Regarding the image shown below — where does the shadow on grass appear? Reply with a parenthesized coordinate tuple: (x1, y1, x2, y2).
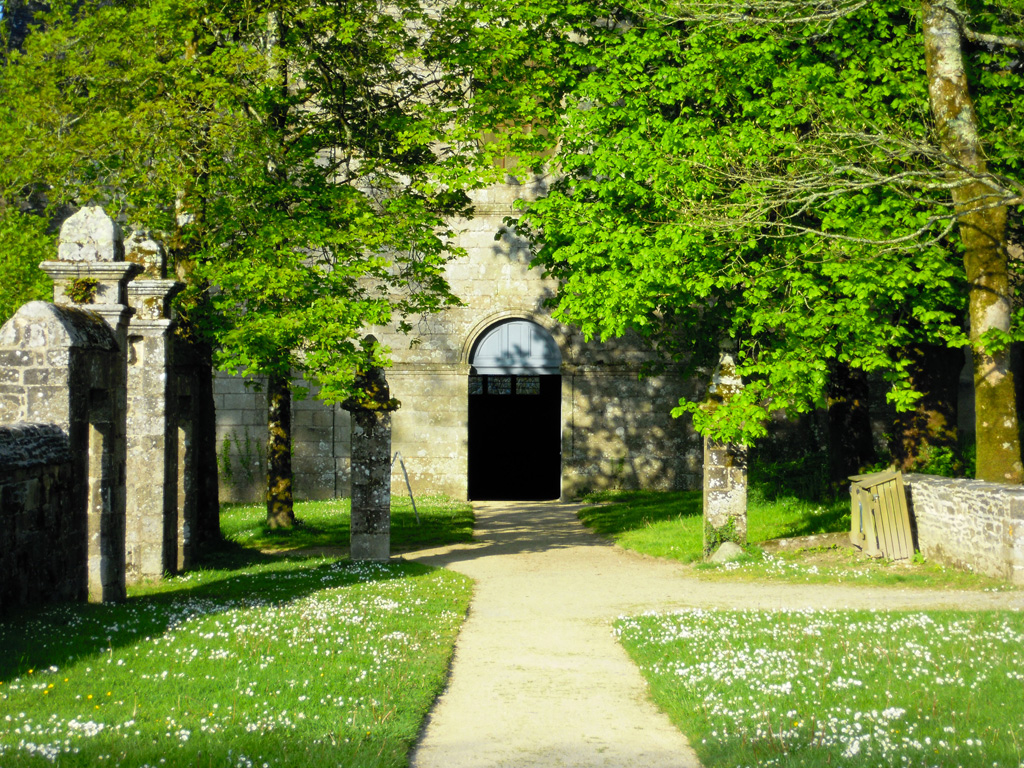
(1, 496, 476, 684)
(0, 543, 427, 684)
(578, 491, 702, 536)
(755, 497, 849, 540)
(222, 499, 474, 554)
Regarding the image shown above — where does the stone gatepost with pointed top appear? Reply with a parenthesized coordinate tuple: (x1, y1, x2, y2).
(702, 350, 748, 559)
(124, 232, 185, 581)
(342, 342, 400, 561)
(0, 303, 121, 604)
(39, 207, 142, 601)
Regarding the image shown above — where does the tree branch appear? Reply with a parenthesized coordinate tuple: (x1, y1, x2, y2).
(654, 0, 868, 26)
(963, 27, 1024, 52)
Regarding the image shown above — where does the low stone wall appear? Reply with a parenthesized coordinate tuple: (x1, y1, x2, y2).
(905, 473, 1024, 585)
(0, 423, 84, 614)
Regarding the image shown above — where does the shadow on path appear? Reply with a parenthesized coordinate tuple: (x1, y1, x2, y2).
(409, 500, 606, 566)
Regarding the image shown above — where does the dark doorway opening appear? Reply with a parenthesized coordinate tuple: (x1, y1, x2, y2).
(468, 374, 561, 500)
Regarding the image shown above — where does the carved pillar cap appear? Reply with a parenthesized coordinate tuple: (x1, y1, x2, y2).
(58, 207, 124, 263)
(341, 367, 401, 413)
(41, 261, 143, 308)
(710, 350, 743, 398)
(124, 231, 167, 279)
(127, 280, 185, 322)
(341, 335, 401, 413)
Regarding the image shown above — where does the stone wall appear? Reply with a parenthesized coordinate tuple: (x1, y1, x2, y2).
(0, 423, 83, 614)
(214, 373, 353, 502)
(215, 178, 704, 502)
(905, 473, 1024, 584)
(385, 181, 703, 500)
(213, 373, 269, 502)
(0, 300, 127, 602)
(0, 206, 211, 608)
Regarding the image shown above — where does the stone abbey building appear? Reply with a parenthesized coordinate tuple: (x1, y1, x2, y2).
(216, 177, 706, 503)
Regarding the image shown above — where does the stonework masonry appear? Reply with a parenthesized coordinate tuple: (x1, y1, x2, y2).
(2, 194, 1022, 609)
(0, 207, 211, 613)
(124, 234, 185, 580)
(0, 423, 83, 612)
(905, 473, 1024, 585)
(215, 373, 353, 502)
(702, 440, 748, 555)
(216, 178, 705, 502)
(701, 351, 748, 556)
(0, 300, 127, 603)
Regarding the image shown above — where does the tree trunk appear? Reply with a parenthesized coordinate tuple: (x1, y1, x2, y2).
(922, 0, 1023, 483)
(891, 342, 962, 473)
(266, 373, 294, 529)
(826, 361, 875, 486)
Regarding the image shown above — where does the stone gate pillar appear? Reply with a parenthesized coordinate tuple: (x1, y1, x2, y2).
(39, 208, 141, 601)
(342, 342, 400, 561)
(0, 302, 122, 602)
(124, 232, 185, 581)
(702, 350, 748, 558)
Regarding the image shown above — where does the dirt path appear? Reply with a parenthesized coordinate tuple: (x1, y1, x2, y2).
(403, 500, 1023, 768)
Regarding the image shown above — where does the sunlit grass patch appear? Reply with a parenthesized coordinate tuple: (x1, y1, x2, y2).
(578, 490, 704, 561)
(0, 558, 472, 767)
(617, 609, 1024, 768)
(577, 489, 1010, 589)
(577, 489, 846, 564)
(221, 495, 474, 552)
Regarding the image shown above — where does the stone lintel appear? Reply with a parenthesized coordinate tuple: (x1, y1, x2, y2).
(128, 318, 175, 336)
(41, 261, 144, 307)
(128, 279, 184, 298)
(389, 362, 473, 376)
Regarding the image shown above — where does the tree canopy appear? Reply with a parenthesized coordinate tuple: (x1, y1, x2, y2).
(2, 0, 476, 393)
(4, 0, 1024, 494)
(0, 0, 483, 522)
(451, 0, 1024, 480)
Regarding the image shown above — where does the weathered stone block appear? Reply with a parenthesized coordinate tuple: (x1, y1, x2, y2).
(58, 207, 124, 262)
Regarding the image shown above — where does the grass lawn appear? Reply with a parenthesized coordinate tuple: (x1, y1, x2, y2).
(221, 495, 474, 552)
(0, 498, 474, 767)
(578, 489, 846, 562)
(577, 489, 1010, 589)
(578, 488, 848, 562)
(617, 609, 1024, 768)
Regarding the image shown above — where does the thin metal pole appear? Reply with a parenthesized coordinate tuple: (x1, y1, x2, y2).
(392, 451, 420, 525)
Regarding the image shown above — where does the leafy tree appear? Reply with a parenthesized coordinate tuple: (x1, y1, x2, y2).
(0, 0, 475, 526)
(0, 208, 51, 323)
(1, 0, 50, 52)
(449, 0, 1023, 482)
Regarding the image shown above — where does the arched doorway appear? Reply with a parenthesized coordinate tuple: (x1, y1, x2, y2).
(468, 319, 562, 500)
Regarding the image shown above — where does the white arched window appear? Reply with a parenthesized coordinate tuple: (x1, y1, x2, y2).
(469, 319, 560, 375)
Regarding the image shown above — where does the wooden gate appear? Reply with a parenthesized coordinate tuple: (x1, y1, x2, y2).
(849, 470, 914, 560)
